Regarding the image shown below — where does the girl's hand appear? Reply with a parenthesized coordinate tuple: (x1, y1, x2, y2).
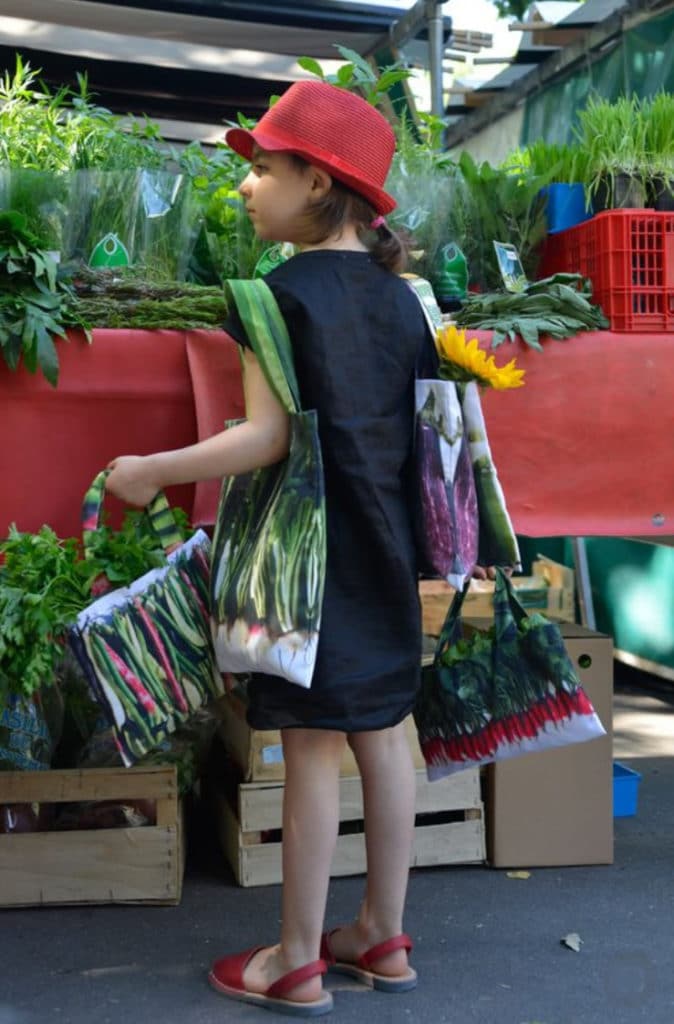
(105, 455, 162, 508)
(472, 565, 514, 580)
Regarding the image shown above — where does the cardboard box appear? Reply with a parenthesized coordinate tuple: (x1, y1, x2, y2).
(215, 767, 485, 887)
(420, 556, 575, 636)
(215, 696, 426, 782)
(484, 621, 614, 867)
(0, 765, 184, 907)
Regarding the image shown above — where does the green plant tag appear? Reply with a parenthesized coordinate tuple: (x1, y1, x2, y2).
(89, 232, 131, 268)
(253, 243, 293, 278)
(435, 242, 468, 300)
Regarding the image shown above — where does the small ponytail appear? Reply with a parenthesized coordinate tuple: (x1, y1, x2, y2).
(366, 216, 408, 275)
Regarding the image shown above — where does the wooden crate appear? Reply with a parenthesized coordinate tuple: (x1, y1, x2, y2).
(215, 696, 426, 782)
(215, 768, 485, 887)
(420, 557, 576, 636)
(0, 765, 184, 907)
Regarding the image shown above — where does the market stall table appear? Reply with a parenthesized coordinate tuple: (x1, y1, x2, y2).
(2, 327, 672, 540)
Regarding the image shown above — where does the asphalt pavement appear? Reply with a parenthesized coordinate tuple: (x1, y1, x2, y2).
(2, 663, 673, 1024)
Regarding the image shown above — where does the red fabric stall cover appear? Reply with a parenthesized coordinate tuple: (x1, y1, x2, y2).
(478, 330, 674, 537)
(3, 327, 672, 543)
(1, 329, 200, 541)
(185, 330, 245, 526)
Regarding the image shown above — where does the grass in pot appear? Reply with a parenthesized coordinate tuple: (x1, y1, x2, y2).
(642, 92, 674, 211)
(576, 95, 648, 212)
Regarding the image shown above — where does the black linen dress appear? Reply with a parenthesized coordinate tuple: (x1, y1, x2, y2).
(223, 250, 430, 732)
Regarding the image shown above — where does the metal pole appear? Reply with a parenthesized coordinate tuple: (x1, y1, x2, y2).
(427, 0, 445, 117)
(572, 537, 596, 630)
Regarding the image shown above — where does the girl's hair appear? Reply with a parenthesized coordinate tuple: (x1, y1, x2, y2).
(291, 155, 408, 274)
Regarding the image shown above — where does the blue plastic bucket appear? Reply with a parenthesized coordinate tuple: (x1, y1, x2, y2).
(613, 761, 641, 817)
(541, 183, 592, 234)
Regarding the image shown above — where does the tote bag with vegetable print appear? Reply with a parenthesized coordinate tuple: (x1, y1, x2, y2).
(414, 568, 606, 779)
(406, 275, 520, 589)
(69, 472, 224, 765)
(210, 278, 326, 690)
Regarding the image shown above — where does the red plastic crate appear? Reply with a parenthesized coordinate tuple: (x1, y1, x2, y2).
(539, 210, 674, 332)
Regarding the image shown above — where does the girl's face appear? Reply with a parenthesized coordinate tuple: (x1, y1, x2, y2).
(238, 148, 327, 244)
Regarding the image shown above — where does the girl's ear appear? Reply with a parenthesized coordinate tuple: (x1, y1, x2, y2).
(308, 164, 333, 200)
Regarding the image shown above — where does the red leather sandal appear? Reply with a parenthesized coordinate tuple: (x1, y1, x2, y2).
(320, 931, 417, 992)
(209, 947, 333, 1016)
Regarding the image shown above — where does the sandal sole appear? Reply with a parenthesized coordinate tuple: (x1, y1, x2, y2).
(208, 971, 334, 1016)
(328, 963, 418, 993)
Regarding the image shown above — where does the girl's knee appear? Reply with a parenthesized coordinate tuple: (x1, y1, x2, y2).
(282, 727, 346, 767)
(347, 721, 410, 765)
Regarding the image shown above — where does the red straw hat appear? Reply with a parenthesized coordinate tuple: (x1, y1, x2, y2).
(224, 80, 397, 215)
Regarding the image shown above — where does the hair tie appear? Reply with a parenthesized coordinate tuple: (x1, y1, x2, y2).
(370, 215, 386, 230)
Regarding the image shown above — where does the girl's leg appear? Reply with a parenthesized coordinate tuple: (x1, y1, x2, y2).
(241, 727, 346, 1001)
(328, 720, 417, 977)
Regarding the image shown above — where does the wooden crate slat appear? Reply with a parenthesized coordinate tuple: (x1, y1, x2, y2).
(0, 766, 183, 906)
(0, 765, 177, 804)
(0, 824, 181, 906)
(217, 768, 486, 888)
(238, 768, 481, 833)
(230, 819, 485, 888)
(410, 819, 486, 868)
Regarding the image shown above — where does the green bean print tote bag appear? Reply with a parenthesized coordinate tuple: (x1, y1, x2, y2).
(211, 278, 326, 689)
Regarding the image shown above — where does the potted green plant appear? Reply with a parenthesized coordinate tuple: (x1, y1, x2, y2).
(520, 141, 593, 233)
(175, 128, 264, 284)
(642, 92, 674, 211)
(0, 56, 196, 279)
(386, 112, 465, 297)
(452, 151, 549, 292)
(575, 95, 648, 212)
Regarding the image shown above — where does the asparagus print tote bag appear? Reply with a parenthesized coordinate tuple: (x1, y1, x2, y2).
(210, 279, 326, 689)
(69, 472, 223, 766)
(414, 568, 605, 779)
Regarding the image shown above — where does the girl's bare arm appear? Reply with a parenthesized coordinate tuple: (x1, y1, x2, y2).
(105, 348, 290, 507)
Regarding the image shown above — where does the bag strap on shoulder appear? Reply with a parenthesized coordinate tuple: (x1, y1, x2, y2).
(225, 278, 300, 414)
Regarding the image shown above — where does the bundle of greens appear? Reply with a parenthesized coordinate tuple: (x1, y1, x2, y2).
(455, 273, 610, 350)
(0, 508, 193, 708)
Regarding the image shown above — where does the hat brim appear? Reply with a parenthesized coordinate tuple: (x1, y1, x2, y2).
(223, 125, 396, 216)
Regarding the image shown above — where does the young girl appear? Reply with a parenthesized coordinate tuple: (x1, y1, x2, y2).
(106, 80, 431, 1017)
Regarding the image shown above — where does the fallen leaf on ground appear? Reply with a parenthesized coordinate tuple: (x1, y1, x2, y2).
(506, 870, 531, 879)
(560, 932, 583, 952)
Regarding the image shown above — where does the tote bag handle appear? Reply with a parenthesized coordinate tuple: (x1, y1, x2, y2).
(492, 567, 531, 642)
(435, 568, 529, 655)
(81, 470, 184, 559)
(225, 278, 300, 415)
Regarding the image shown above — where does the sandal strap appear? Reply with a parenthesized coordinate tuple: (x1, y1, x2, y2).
(267, 959, 328, 999)
(319, 929, 339, 965)
(359, 934, 413, 969)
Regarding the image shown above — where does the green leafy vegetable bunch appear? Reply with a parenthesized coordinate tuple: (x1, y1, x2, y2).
(455, 273, 610, 349)
(0, 508, 193, 705)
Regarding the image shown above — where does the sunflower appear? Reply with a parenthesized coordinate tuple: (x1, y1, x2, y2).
(436, 325, 525, 390)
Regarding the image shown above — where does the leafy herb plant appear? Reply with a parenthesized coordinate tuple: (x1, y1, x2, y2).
(0, 210, 91, 385)
(297, 44, 411, 107)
